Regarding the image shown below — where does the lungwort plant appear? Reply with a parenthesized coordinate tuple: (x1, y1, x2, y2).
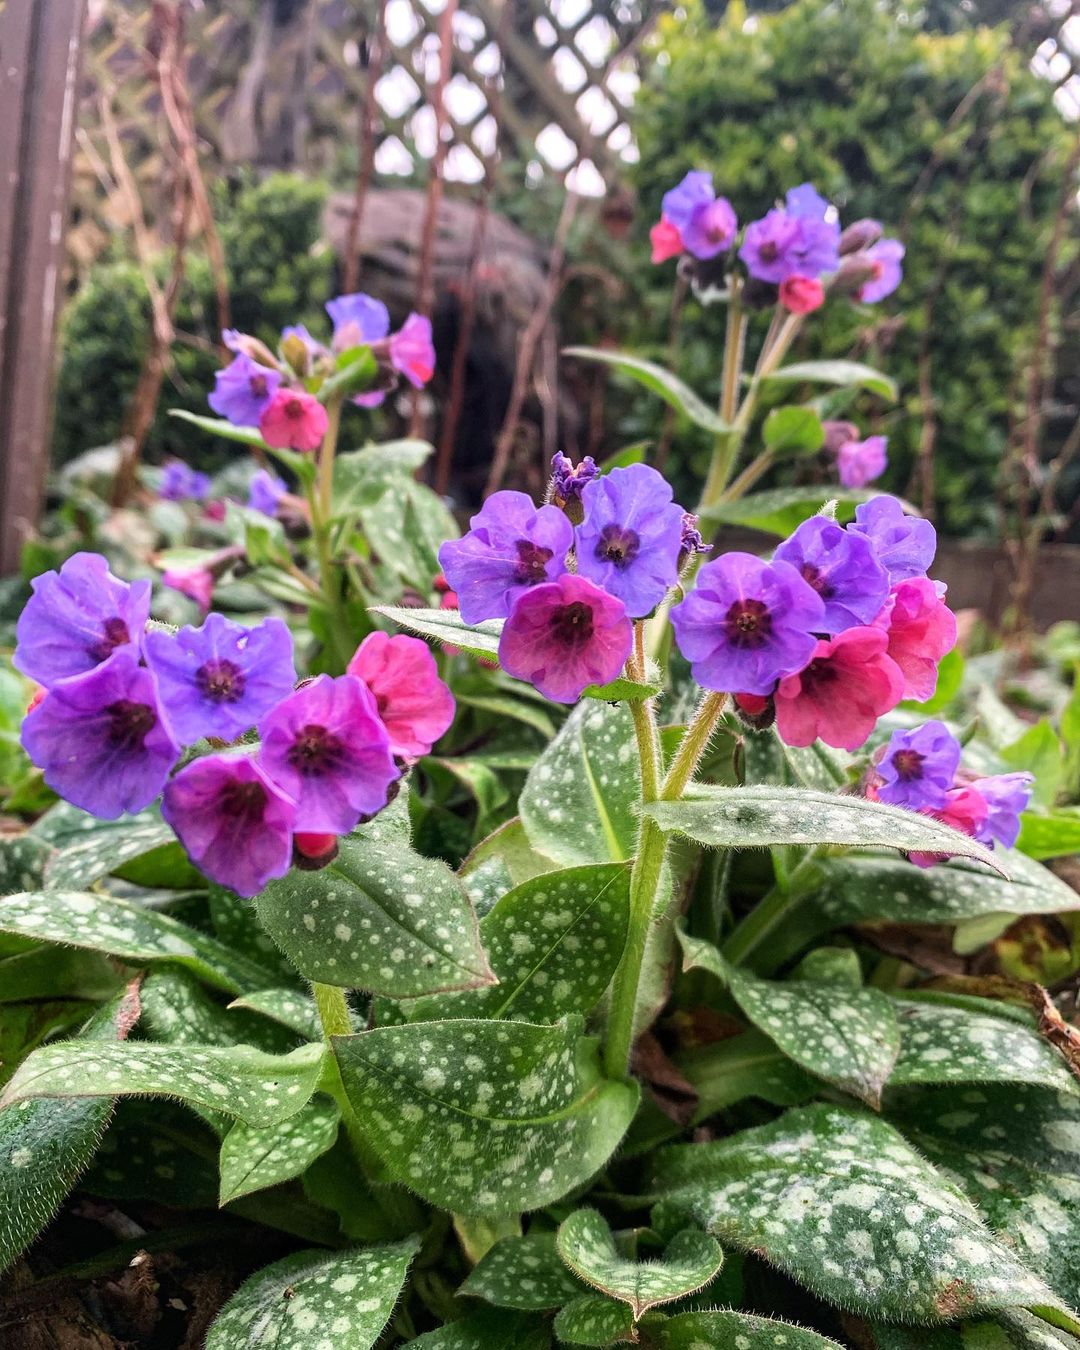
(2, 181, 1080, 1349)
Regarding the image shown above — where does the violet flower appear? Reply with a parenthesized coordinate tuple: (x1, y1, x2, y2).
(972, 772, 1034, 850)
(850, 496, 937, 583)
(160, 460, 211, 502)
(773, 516, 889, 635)
(577, 463, 685, 618)
(873, 721, 961, 811)
(858, 239, 905, 304)
(836, 435, 888, 489)
(326, 292, 390, 352)
(247, 469, 288, 517)
(661, 171, 738, 260)
(208, 353, 281, 426)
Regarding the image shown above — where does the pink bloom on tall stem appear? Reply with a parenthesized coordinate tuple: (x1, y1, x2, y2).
(650, 216, 684, 264)
(348, 631, 455, 759)
(390, 313, 436, 388)
(876, 578, 957, 701)
(258, 387, 329, 452)
(498, 574, 632, 704)
(909, 785, 989, 869)
(779, 276, 824, 315)
(774, 626, 904, 751)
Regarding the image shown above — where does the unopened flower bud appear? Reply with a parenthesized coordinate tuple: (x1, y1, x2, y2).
(293, 832, 340, 868)
(821, 420, 861, 456)
(281, 332, 311, 378)
(779, 275, 825, 315)
(678, 513, 711, 571)
(734, 692, 776, 730)
(828, 256, 878, 298)
(839, 218, 883, 256)
(549, 451, 599, 524)
(223, 329, 281, 370)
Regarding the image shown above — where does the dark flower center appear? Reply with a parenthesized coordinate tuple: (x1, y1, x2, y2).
(218, 778, 268, 823)
(250, 374, 268, 397)
(596, 524, 640, 570)
(800, 657, 836, 690)
(288, 723, 348, 776)
(893, 749, 924, 781)
(196, 658, 247, 703)
(799, 562, 835, 600)
(550, 601, 595, 649)
(723, 598, 772, 649)
(286, 397, 305, 420)
(513, 539, 553, 585)
(758, 240, 779, 262)
(88, 617, 131, 662)
(104, 699, 157, 751)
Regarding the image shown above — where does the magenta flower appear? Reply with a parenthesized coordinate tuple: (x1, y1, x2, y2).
(390, 313, 436, 388)
(850, 496, 936, 583)
(325, 292, 390, 352)
(347, 631, 455, 760)
(144, 612, 296, 744)
(162, 754, 296, 897)
(779, 276, 824, 314)
(160, 460, 211, 502)
(836, 435, 888, 489)
(874, 721, 960, 811)
(650, 216, 684, 264)
(21, 650, 179, 818)
(774, 516, 889, 635)
(971, 772, 1033, 850)
(208, 353, 281, 426)
(162, 562, 214, 612)
(661, 172, 737, 260)
(259, 387, 329, 452)
(858, 239, 905, 303)
(877, 578, 957, 701)
(14, 552, 151, 689)
(670, 552, 825, 696)
(258, 674, 399, 834)
(577, 463, 685, 618)
(908, 786, 989, 869)
(247, 468, 287, 517)
(437, 490, 573, 624)
(499, 573, 632, 704)
(774, 626, 904, 751)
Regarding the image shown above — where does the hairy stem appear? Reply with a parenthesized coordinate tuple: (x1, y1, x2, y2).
(310, 397, 354, 673)
(661, 690, 728, 800)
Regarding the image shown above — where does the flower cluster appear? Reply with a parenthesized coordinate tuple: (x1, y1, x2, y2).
(437, 462, 690, 702)
(207, 292, 436, 452)
(159, 460, 211, 503)
(673, 497, 956, 751)
(16, 553, 454, 896)
(871, 720, 1034, 865)
(650, 174, 905, 312)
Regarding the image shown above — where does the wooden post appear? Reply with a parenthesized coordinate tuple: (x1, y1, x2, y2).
(0, 0, 88, 573)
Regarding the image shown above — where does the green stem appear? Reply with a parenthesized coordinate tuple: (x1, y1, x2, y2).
(721, 853, 820, 968)
(309, 396, 354, 673)
(660, 690, 728, 800)
(313, 980, 353, 1039)
(700, 284, 749, 506)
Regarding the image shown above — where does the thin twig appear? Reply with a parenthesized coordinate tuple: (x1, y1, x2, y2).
(342, 0, 386, 295)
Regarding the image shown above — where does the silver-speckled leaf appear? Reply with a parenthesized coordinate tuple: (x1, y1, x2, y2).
(459, 1231, 585, 1310)
(552, 1293, 635, 1346)
(219, 1096, 340, 1204)
(661, 1310, 845, 1348)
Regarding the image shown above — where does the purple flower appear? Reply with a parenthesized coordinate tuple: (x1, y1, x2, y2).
(850, 496, 937, 583)
(258, 674, 399, 834)
(670, 552, 826, 696)
(972, 772, 1034, 850)
(679, 513, 710, 561)
(858, 239, 905, 304)
(498, 574, 633, 704)
(143, 613, 296, 744)
(774, 516, 889, 635)
(14, 552, 151, 689)
(208, 353, 281, 426)
(739, 183, 839, 283)
(21, 650, 179, 818)
(874, 721, 961, 810)
(160, 460, 211, 502)
(325, 292, 390, 352)
(437, 491, 573, 624)
(247, 469, 287, 517)
(739, 209, 804, 284)
(661, 171, 738, 260)
(389, 313, 435, 388)
(162, 754, 295, 897)
(836, 435, 888, 489)
(550, 452, 599, 508)
(577, 463, 685, 618)
(785, 183, 841, 276)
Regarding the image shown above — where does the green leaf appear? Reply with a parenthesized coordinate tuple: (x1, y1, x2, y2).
(0, 982, 139, 1275)
(0, 1001, 93, 1087)
(2, 1041, 325, 1129)
(648, 1103, 1069, 1326)
(763, 405, 825, 454)
(889, 999, 1078, 1095)
(679, 931, 900, 1108)
(0, 834, 52, 896)
(206, 1238, 419, 1349)
(209, 886, 298, 985)
(333, 439, 433, 510)
(317, 344, 378, 402)
(0, 890, 270, 994)
(699, 485, 908, 537)
(359, 480, 459, 590)
(139, 967, 293, 1055)
(1016, 811, 1080, 861)
(459, 818, 557, 917)
(219, 1096, 340, 1204)
(225, 501, 291, 569)
(169, 408, 271, 449)
(83, 1099, 220, 1209)
(334, 1018, 638, 1216)
(43, 820, 176, 890)
(661, 1311, 844, 1348)
(424, 757, 509, 818)
(404, 1307, 551, 1349)
(765, 359, 898, 400)
(562, 347, 730, 435)
(553, 1293, 635, 1346)
(642, 786, 1005, 872)
(255, 812, 493, 998)
(406, 863, 630, 1024)
(229, 987, 320, 1040)
(1000, 721, 1063, 810)
(459, 1231, 585, 1310)
(556, 1208, 722, 1318)
(520, 701, 639, 866)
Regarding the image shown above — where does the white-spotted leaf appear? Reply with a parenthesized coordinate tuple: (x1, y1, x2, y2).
(43, 820, 176, 890)
(205, 1237, 419, 1349)
(661, 1310, 845, 1348)
(556, 1208, 722, 1318)
(404, 1307, 552, 1348)
(229, 987, 321, 1040)
(459, 1231, 585, 1310)
(219, 1096, 340, 1204)
(643, 786, 1005, 872)
(553, 1293, 635, 1346)
(334, 1018, 638, 1216)
(0, 835, 52, 896)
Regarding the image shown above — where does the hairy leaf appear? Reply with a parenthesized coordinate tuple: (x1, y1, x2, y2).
(661, 1311, 845, 1348)
(765, 358, 898, 400)
(459, 1231, 585, 1310)
(553, 1293, 635, 1346)
(404, 1307, 551, 1349)
(219, 1096, 340, 1204)
(699, 485, 906, 537)
(43, 820, 177, 890)
(562, 346, 730, 434)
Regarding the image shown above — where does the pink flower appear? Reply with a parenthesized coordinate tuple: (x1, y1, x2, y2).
(779, 275, 825, 315)
(876, 578, 957, 702)
(836, 435, 888, 489)
(348, 631, 455, 760)
(203, 499, 227, 522)
(258, 387, 329, 452)
(650, 216, 684, 264)
(389, 313, 436, 389)
(163, 563, 214, 612)
(775, 625, 904, 751)
(909, 785, 989, 868)
(498, 574, 632, 704)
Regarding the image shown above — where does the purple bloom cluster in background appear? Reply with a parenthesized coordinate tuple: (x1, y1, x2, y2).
(661, 171, 738, 260)
(160, 460, 212, 503)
